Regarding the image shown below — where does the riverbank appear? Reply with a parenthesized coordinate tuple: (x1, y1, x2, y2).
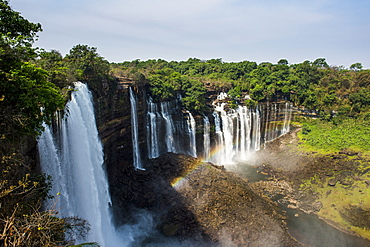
(249, 126, 370, 241)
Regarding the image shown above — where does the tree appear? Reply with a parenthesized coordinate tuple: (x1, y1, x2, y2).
(0, 0, 65, 139)
(350, 62, 363, 71)
(277, 59, 288, 66)
(0, 2, 91, 246)
(65, 44, 110, 82)
(313, 58, 329, 68)
(37, 49, 71, 88)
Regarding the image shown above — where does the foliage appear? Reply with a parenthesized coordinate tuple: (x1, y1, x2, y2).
(64, 45, 110, 83)
(1, 62, 65, 138)
(0, 0, 65, 140)
(36, 45, 113, 99)
(1, 206, 90, 247)
(115, 57, 369, 118)
(298, 117, 370, 154)
(146, 67, 207, 113)
(0, 2, 91, 246)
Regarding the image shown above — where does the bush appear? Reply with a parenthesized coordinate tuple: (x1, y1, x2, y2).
(0, 207, 90, 247)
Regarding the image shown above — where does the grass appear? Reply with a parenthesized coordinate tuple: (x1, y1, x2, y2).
(295, 117, 370, 239)
(297, 118, 370, 155)
(300, 173, 370, 239)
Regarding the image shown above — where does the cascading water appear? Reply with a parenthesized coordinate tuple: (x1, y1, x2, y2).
(282, 102, 292, 134)
(262, 102, 293, 143)
(145, 92, 292, 166)
(146, 97, 160, 159)
(187, 111, 197, 157)
(211, 103, 259, 165)
(203, 116, 210, 161)
(252, 107, 261, 151)
(237, 106, 252, 160)
(161, 101, 176, 153)
(206, 94, 292, 165)
(38, 82, 125, 246)
(129, 87, 143, 170)
(212, 110, 226, 164)
(146, 97, 198, 158)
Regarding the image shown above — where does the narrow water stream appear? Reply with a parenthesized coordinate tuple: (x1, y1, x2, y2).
(283, 205, 370, 247)
(228, 164, 370, 247)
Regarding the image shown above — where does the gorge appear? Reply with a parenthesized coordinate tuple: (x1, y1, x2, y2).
(3, 3, 370, 245)
(36, 80, 369, 246)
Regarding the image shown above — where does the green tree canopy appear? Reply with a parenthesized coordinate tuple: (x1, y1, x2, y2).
(0, 0, 64, 139)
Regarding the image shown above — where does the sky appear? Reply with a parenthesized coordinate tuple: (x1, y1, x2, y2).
(10, 0, 370, 68)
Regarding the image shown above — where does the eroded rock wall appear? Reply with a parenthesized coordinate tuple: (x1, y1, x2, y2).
(91, 79, 149, 224)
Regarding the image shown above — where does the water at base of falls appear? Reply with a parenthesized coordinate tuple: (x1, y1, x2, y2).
(38, 82, 126, 246)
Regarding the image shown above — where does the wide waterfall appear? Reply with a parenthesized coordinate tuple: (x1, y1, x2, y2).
(38, 82, 124, 246)
(145, 94, 292, 166)
(208, 100, 292, 165)
(210, 103, 261, 164)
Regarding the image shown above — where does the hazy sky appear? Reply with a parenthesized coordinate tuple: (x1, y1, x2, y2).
(10, 0, 370, 68)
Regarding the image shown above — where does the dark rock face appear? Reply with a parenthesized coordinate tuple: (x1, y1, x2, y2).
(92, 81, 149, 225)
(91, 80, 300, 245)
(152, 153, 300, 246)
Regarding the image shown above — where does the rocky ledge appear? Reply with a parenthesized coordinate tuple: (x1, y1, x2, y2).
(154, 154, 300, 246)
(111, 153, 301, 246)
(248, 127, 370, 242)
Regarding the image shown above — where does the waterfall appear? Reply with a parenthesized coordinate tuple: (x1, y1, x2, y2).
(145, 91, 292, 166)
(129, 87, 143, 170)
(252, 107, 261, 151)
(219, 104, 235, 163)
(161, 102, 176, 153)
(262, 102, 293, 143)
(282, 102, 292, 134)
(187, 111, 197, 157)
(38, 82, 124, 246)
(146, 98, 198, 158)
(147, 98, 160, 159)
(212, 111, 224, 163)
(237, 106, 252, 160)
(203, 116, 210, 161)
(212, 109, 226, 164)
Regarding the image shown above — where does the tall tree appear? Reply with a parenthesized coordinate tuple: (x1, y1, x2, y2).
(0, 0, 64, 139)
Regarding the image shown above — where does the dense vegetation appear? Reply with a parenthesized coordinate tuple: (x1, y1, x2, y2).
(298, 117, 370, 154)
(112, 57, 370, 117)
(0, 1, 94, 246)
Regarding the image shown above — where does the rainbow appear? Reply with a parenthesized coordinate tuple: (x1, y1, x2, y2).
(170, 146, 234, 189)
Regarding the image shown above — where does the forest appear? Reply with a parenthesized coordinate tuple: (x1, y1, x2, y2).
(1, 0, 369, 245)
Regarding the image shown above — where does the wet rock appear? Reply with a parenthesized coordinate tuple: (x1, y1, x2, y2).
(328, 178, 338, 186)
(339, 149, 359, 156)
(339, 177, 354, 186)
(312, 201, 323, 212)
(163, 223, 181, 236)
(362, 168, 370, 175)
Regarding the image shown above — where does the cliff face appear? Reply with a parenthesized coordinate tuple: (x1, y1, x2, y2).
(90, 79, 300, 245)
(91, 79, 149, 224)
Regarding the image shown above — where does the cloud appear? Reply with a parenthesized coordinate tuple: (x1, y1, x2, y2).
(84, 0, 333, 46)
(10, 0, 370, 67)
